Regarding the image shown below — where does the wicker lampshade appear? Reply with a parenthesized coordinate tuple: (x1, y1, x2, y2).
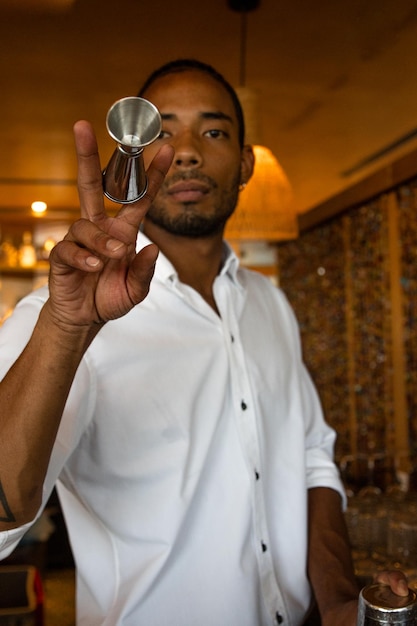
(225, 145, 299, 241)
(225, 87, 299, 242)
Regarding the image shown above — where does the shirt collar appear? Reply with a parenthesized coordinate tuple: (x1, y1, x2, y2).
(136, 231, 243, 289)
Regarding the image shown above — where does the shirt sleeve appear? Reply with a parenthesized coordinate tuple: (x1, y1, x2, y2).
(0, 522, 37, 559)
(300, 359, 347, 508)
(0, 287, 96, 559)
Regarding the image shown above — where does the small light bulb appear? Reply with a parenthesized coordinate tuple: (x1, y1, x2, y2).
(31, 201, 47, 214)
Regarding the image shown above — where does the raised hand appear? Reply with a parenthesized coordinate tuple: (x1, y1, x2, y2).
(47, 120, 174, 328)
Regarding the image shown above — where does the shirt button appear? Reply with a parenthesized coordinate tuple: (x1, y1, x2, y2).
(254, 469, 260, 480)
(241, 400, 247, 410)
(261, 541, 267, 552)
(276, 612, 284, 624)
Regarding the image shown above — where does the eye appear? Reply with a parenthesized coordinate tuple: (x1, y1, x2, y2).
(156, 129, 171, 140)
(204, 129, 228, 139)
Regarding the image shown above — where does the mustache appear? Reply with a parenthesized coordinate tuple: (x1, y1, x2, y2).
(161, 170, 218, 191)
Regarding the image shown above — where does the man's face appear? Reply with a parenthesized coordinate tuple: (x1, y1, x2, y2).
(142, 70, 252, 238)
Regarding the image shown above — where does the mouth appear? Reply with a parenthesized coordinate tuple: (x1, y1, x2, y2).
(167, 180, 210, 203)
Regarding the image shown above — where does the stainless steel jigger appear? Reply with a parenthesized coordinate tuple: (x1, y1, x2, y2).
(102, 96, 162, 204)
(357, 584, 417, 625)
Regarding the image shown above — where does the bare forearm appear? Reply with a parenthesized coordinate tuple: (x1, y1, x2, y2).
(307, 487, 359, 626)
(0, 302, 100, 529)
(0, 124, 171, 530)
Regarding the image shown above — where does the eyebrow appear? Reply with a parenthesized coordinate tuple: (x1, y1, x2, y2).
(161, 111, 234, 124)
(201, 111, 234, 124)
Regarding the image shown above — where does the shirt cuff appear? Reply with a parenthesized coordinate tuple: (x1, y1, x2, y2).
(0, 521, 35, 560)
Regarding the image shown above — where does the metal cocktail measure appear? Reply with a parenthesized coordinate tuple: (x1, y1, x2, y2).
(357, 584, 417, 625)
(102, 96, 162, 204)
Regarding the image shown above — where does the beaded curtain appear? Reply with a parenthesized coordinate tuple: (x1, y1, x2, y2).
(277, 185, 417, 488)
(278, 218, 350, 456)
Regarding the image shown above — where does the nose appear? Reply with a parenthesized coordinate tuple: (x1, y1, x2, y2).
(171, 131, 203, 169)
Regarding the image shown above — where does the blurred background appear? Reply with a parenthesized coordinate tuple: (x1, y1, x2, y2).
(1, 0, 417, 213)
(2, 1, 417, 623)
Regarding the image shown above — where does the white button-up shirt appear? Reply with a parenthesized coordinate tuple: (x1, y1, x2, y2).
(0, 234, 344, 626)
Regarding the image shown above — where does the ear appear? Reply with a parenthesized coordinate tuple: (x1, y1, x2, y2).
(240, 144, 255, 186)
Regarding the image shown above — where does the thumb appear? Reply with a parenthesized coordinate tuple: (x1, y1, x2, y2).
(127, 243, 159, 303)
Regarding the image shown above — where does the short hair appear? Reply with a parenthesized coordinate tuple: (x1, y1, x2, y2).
(137, 59, 245, 148)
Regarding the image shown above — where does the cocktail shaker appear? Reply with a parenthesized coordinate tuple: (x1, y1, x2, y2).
(357, 584, 417, 625)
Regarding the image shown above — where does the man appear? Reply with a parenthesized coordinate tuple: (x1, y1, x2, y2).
(0, 59, 408, 625)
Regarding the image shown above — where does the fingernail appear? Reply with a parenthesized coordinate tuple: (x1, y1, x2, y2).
(86, 256, 100, 267)
(106, 239, 124, 252)
(399, 580, 409, 594)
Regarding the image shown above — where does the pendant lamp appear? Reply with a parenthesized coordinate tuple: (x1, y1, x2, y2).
(225, 0, 299, 241)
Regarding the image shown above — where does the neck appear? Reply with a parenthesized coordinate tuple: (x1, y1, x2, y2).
(143, 221, 225, 312)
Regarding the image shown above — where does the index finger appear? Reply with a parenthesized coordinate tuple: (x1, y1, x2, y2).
(74, 120, 106, 223)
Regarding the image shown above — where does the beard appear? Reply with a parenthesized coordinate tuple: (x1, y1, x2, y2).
(145, 170, 240, 238)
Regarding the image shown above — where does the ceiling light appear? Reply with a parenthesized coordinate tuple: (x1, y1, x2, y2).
(31, 201, 47, 214)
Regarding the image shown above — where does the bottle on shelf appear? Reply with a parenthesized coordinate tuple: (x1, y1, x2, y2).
(18, 231, 37, 268)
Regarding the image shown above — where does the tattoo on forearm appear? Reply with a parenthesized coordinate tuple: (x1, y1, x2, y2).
(0, 481, 16, 523)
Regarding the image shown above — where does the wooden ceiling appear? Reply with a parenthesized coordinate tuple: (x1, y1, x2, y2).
(1, 0, 417, 219)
